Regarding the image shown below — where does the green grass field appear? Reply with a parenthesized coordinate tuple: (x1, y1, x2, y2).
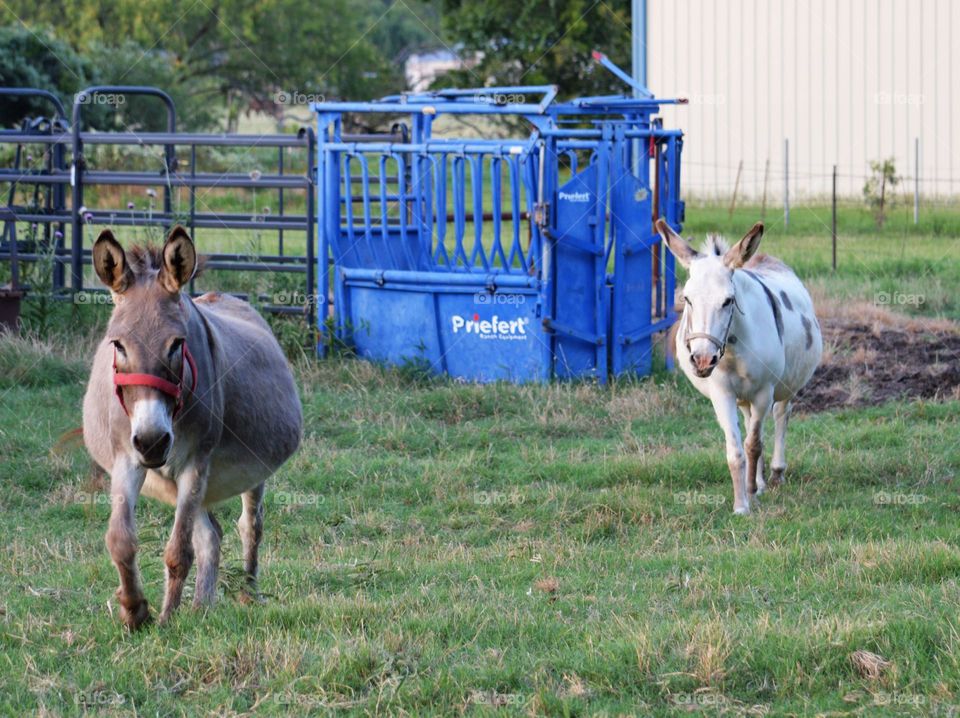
(0, 201, 958, 716)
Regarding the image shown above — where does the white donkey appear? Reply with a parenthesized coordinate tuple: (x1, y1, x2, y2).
(655, 219, 822, 514)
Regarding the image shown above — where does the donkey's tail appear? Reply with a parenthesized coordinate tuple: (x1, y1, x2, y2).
(51, 427, 84, 455)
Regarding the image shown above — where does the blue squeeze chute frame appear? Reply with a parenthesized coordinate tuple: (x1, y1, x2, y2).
(312, 54, 686, 383)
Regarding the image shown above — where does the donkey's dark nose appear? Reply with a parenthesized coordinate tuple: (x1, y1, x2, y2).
(691, 352, 718, 375)
(133, 431, 172, 466)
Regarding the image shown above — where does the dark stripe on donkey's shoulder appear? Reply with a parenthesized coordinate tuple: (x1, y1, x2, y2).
(801, 314, 814, 349)
(743, 270, 784, 342)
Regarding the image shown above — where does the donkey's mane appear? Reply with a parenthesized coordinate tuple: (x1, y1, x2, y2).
(126, 244, 165, 275)
(701, 234, 729, 257)
(125, 244, 205, 278)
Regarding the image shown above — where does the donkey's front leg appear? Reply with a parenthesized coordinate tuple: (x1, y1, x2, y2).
(710, 391, 750, 515)
(159, 462, 208, 624)
(105, 456, 150, 630)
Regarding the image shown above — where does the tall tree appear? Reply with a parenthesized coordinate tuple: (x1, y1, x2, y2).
(0, 0, 419, 129)
(438, 0, 633, 97)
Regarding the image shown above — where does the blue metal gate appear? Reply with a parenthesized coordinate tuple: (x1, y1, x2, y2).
(314, 56, 685, 383)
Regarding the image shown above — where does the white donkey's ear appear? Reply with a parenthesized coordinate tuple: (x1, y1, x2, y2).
(655, 218, 699, 269)
(723, 222, 764, 269)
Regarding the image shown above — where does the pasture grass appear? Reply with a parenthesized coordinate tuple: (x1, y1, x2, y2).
(0, 331, 959, 716)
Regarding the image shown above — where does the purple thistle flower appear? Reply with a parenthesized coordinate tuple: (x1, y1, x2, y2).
(83, 212, 94, 223)
(54, 231, 64, 240)
(127, 201, 135, 209)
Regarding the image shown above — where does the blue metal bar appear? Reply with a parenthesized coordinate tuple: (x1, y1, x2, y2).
(431, 154, 450, 268)
(396, 153, 415, 270)
(592, 50, 652, 97)
(378, 155, 402, 269)
(451, 156, 469, 269)
(488, 156, 509, 271)
(505, 155, 526, 273)
(341, 267, 540, 289)
(467, 154, 489, 271)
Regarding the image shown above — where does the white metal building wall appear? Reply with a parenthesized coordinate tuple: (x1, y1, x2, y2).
(647, 0, 959, 199)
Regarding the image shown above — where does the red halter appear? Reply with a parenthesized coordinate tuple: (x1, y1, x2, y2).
(113, 343, 198, 418)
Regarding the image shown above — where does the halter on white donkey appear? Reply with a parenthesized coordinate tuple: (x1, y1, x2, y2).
(655, 219, 822, 514)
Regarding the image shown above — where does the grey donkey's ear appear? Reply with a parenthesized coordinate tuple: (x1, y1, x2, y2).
(159, 225, 197, 293)
(723, 222, 764, 269)
(655, 218, 700, 269)
(92, 229, 133, 293)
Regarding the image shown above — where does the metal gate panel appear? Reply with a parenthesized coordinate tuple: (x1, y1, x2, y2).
(548, 152, 609, 382)
(610, 135, 657, 377)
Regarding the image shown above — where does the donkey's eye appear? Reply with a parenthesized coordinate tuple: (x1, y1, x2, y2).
(111, 340, 126, 356)
(168, 338, 184, 359)
(722, 297, 733, 307)
(683, 296, 691, 305)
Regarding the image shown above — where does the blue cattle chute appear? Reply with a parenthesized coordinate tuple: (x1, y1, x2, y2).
(314, 60, 685, 383)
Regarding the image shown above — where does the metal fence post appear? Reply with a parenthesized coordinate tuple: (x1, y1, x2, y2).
(914, 137, 920, 225)
(784, 138, 789, 229)
(831, 164, 837, 271)
(728, 159, 742, 218)
(761, 158, 769, 220)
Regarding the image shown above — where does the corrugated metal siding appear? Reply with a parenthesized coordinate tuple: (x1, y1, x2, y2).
(648, 0, 959, 198)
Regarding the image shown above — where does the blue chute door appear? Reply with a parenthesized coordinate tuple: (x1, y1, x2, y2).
(549, 159, 609, 382)
(610, 166, 656, 377)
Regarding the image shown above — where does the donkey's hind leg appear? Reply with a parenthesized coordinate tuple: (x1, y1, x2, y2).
(192, 511, 223, 608)
(745, 388, 774, 498)
(238, 483, 266, 602)
(770, 399, 792, 485)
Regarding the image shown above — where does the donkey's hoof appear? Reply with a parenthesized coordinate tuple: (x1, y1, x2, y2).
(733, 504, 751, 516)
(769, 468, 785, 486)
(119, 598, 152, 631)
(237, 590, 266, 606)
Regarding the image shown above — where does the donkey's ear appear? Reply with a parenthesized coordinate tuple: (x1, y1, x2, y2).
(655, 218, 699, 269)
(92, 229, 133, 293)
(159, 225, 197, 293)
(723, 222, 764, 269)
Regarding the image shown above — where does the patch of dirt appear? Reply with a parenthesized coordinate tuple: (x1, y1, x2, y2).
(795, 318, 960, 412)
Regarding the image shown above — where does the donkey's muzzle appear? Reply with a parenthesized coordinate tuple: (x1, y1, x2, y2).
(133, 430, 172, 467)
(691, 351, 718, 378)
